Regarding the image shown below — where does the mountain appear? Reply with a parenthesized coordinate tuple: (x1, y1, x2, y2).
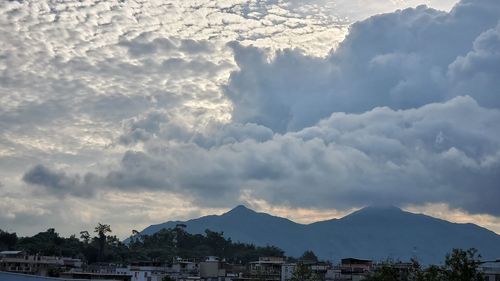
(134, 205, 500, 264)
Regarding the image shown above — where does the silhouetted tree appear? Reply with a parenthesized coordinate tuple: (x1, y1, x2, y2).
(94, 223, 111, 261)
(300, 250, 319, 262)
(0, 229, 18, 250)
(442, 248, 485, 281)
(79, 231, 90, 243)
(291, 263, 321, 281)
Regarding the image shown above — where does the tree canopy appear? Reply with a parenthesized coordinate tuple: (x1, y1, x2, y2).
(365, 249, 485, 281)
(0, 226, 284, 265)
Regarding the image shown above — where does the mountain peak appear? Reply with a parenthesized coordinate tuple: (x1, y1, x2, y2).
(136, 204, 500, 264)
(225, 204, 255, 215)
(343, 205, 405, 221)
(360, 205, 403, 212)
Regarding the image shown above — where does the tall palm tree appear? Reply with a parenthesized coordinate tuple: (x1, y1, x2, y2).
(94, 223, 112, 261)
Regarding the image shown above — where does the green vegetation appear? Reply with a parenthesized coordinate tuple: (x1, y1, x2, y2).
(290, 263, 321, 281)
(365, 249, 485, 281)
(0, 225, 490, 281)
(0, 225, 283, 264)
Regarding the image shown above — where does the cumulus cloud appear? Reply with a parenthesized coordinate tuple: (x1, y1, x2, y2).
(448, 23, 500, 107)
(226, 0, 500, 132)
(88, 0, 500, 217)
(23, 96, 500, 215)
(23, 165, 97, 198)
(165, 97, 500, 214)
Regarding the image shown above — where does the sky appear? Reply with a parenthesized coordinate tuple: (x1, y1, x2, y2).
(1, 0, 500, 239)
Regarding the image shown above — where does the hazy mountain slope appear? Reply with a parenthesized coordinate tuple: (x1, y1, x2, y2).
(306, 206, 500, 264)
(140, 205, 309, 255)
(136, 205, 500, 264)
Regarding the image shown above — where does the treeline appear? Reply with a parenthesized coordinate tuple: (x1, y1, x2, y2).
(365, 248, 486, 281)
(0, 224, 284, 264)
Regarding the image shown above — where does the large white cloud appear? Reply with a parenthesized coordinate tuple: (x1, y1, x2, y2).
(226, 0, 500, 132)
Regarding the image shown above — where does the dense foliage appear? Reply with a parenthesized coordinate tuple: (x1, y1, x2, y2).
(0, 225, 283, 265)
(128, 226, 284, 264)
(365, 249, 485, 281)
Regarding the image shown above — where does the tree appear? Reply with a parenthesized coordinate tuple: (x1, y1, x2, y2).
(80, 231, 90, 244)
(290, 263, 321, 281)
(365, 264, 400, 281)
(0, 230, 18, 250)
(300, 250, 319, 263)
(94, 223, 112, 261)
(442, 248, 485, 281)
(422, 265, 443, 281)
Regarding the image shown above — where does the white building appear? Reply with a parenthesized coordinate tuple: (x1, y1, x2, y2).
(0, 251, 82, 276)
(280, 263, 296, 281)
(480, 263, 500, 281)
(116, 261, 168, 281)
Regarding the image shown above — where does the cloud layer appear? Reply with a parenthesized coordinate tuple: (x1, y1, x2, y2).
(4, 0, 500, 237)
(227, 0, 500, 132)
(26, 96, 500, 215)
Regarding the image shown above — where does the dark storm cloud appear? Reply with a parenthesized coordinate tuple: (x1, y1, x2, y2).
(23, 165, 96, 198)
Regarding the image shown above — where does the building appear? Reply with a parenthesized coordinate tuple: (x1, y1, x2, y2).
(199, 256, 225, 280)
(0, 271, 122, 281)
(198, 256, 247, 281)
(280, 261, 330, 281)
(247, 257, 285, 281)
(115, 261, 170, 281)
(59, 271, 132, 281)
(480, 263, 500, 281)
(280, 264, 295, 281)
(327, 258, 372, 281)
(0, 251, 82, 277)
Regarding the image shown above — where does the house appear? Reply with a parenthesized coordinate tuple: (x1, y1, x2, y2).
(480, 263, 500, 281)
(280, 264, 295, 281)
(116, 261, 170, 281)
(0, 251, 82, 277)
(247, 257, 285, 281)
(0, 271, 126, 281)
(59, 271, 132, 281)
(327, 258, 372, 281)
(199, 256, 225, 280)
(280, 261, 330, 281)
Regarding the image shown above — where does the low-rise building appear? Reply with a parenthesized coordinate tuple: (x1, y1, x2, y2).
(328, 258, 372, 281)
(480, 263, 500, 281)
(0, 271, 125, 281)
(248, 257, 285, 281)
(0, 251, 82, 277)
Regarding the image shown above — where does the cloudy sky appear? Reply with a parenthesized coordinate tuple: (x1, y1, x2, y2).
(1, 0, 500, 238)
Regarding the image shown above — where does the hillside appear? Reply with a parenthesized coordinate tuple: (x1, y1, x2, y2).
(135, 205, 500, 264)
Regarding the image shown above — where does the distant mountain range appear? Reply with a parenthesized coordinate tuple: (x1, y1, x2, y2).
(134, 205, 500, 264)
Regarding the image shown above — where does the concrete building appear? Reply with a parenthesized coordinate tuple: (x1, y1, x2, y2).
(248, 257, 285, 281)
(280, 261, 330, 281)
(480, 263, 500, 281)
(0, 251, 82, 277)
(280, 264, 295, 281)
(327, 258, 372, 281)
(115, 261, 169, 281)
(0, 271, 120, 281)
(199, 256, 225, 280)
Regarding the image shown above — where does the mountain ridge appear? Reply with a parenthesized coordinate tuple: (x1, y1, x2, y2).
(133, 205, 500, 264)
